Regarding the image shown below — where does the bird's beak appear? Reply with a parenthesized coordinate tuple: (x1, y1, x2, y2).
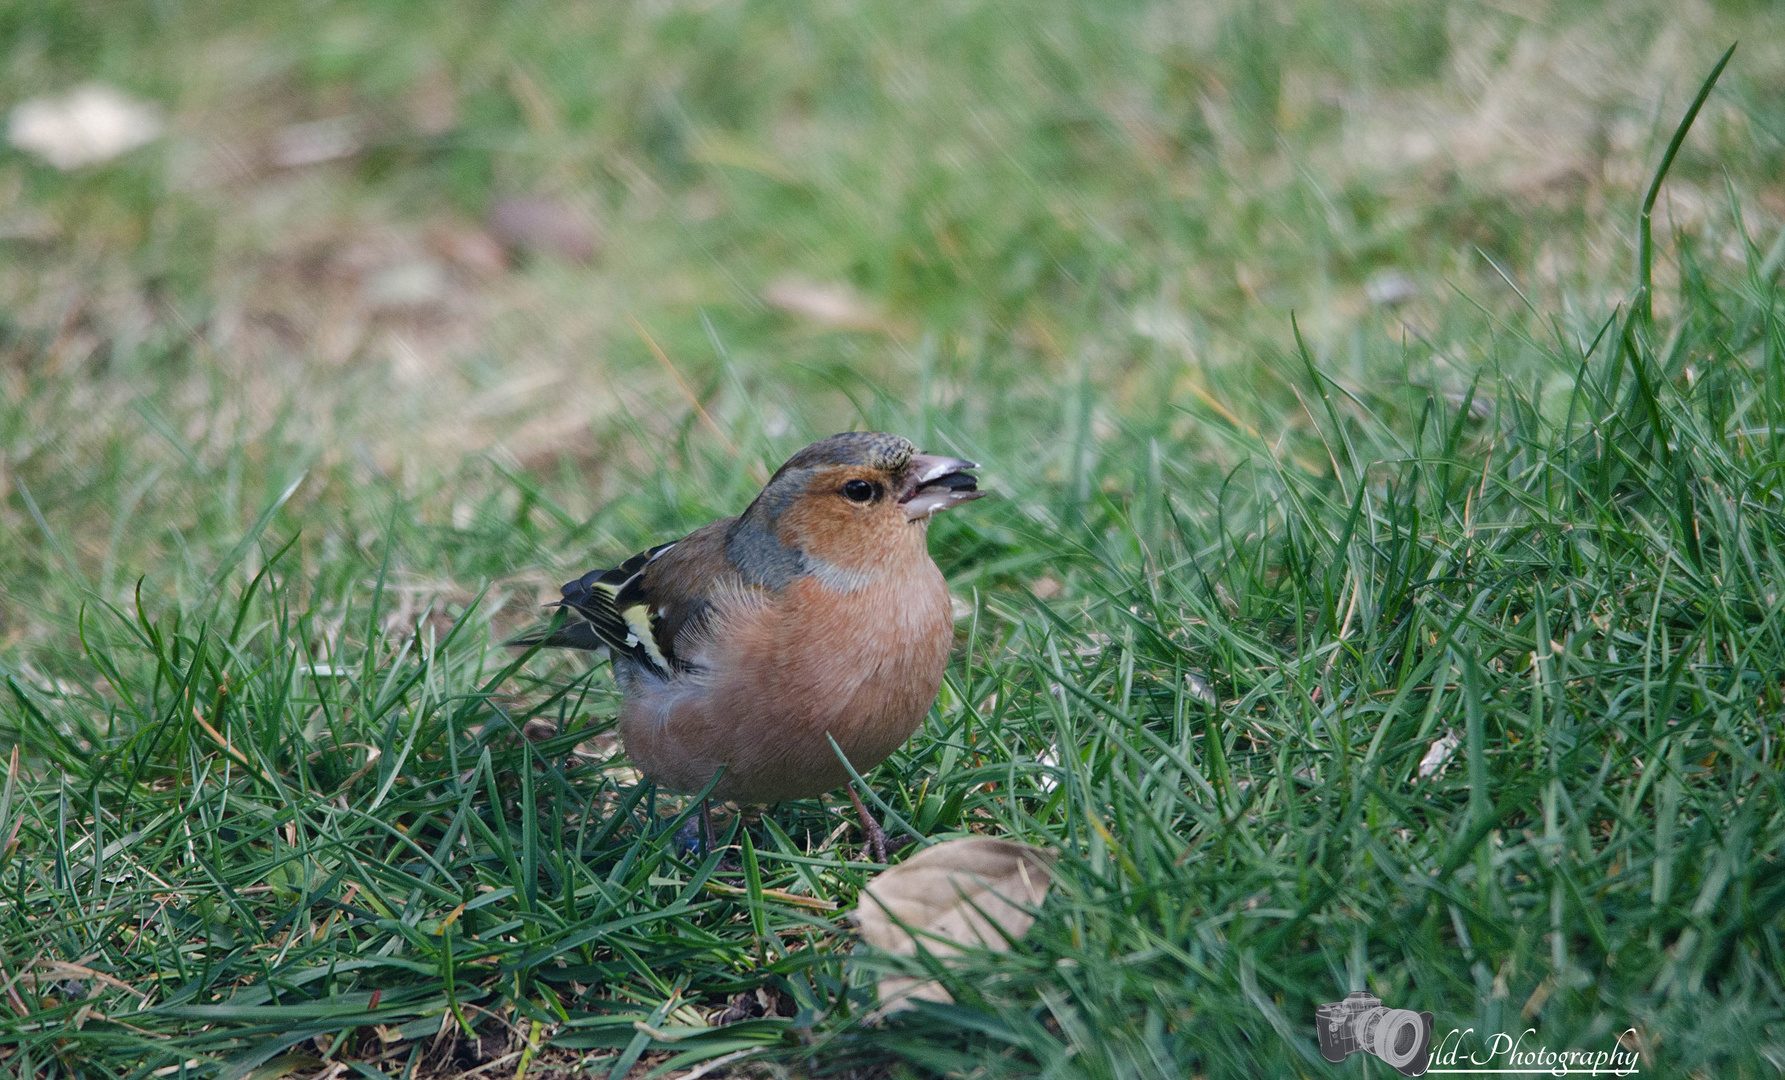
(900, 453, 985, 520)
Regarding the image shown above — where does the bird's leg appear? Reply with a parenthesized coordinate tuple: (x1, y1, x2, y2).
(846, 785, 889, 862)
(701, 798, 715, 852)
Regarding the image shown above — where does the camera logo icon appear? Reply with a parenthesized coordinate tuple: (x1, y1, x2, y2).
(1316, 991, 1434, 1076)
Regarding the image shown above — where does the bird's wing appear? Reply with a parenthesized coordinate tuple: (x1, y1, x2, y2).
(534, 518, 742, 677)
(545, 540, 680, 675)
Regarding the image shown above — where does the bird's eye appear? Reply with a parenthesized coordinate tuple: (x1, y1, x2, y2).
(842, 479, 877, 503)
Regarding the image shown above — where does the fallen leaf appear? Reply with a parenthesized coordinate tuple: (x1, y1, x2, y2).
(1034, 744, 1060, 793)
(429, 226, 508, 276)
(487, 197, 598, 262)
(271, 116, 363, 168)
(406, 67, 458, 136)
(949, 594, 973, 622)
(762, 277, 887, 332)
(854, 836, 1055, 1015)
(1365, 269, 1417, 307)
(0, 209, 57, 243)
(360, 259, 448, 310)
(9, 85, 163, 170)
(1417, 730, 1461, 779)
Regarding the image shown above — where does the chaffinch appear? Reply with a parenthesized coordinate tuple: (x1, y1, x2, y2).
(520, 432, 984, 859)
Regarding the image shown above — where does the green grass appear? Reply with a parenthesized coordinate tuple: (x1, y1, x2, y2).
(3, 1, 1785, 1077)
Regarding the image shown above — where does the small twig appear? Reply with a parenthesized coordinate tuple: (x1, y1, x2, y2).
(0, 952, 41, 1017)
(192, 708, 274, 785)
(631, 1020, 683, 1041)
(38, 958, 149, 1009)
(813, 816, 852, 855)
(703, 880, 837, 911)
(78, 1011, 169, 1037)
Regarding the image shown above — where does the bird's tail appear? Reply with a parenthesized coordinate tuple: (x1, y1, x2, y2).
(510, 551, 675, 673)
(505, 615, 610, 652)
(506, 564, 638, 653)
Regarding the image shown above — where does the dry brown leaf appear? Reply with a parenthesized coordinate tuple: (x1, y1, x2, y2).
(854, 836, 1055, 1014)
(761, 276, 893, 332)
(428, 226, 509, 277)
(487, 197, 599, 263)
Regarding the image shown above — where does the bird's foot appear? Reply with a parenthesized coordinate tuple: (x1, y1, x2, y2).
(846, 785, 890, 862)
(862, 817, 889, 863)
(886, 832, 921, 857)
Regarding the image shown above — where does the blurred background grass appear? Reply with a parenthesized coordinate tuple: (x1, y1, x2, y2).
(0, 1, 1775, 553)
(3, 1, 1785, 1077)
(4, 0, 1778, 571)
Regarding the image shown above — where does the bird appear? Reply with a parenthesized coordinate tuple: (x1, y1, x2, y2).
(516, 432, 984, 860)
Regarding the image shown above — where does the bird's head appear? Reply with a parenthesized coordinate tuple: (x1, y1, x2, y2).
(729, 432, 983, 585)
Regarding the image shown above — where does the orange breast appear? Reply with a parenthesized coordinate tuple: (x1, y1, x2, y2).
(618, 560, 953, 803)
